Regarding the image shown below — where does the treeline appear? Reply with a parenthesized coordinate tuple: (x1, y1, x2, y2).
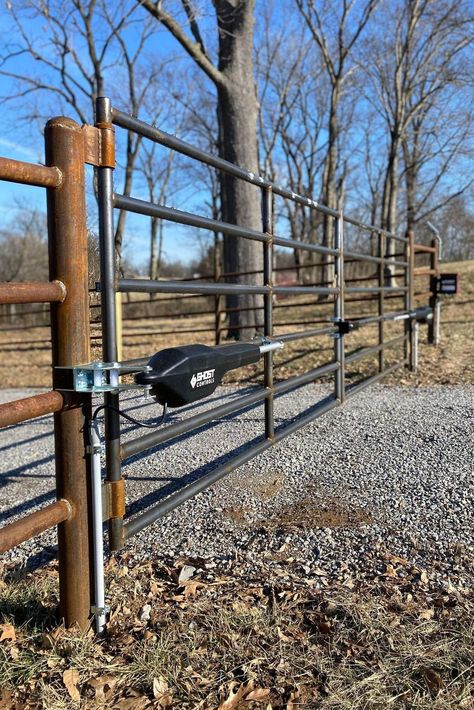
(0, 1, 473, 334)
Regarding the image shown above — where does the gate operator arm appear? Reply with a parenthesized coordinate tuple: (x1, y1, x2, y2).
(135, 339, 283, 408)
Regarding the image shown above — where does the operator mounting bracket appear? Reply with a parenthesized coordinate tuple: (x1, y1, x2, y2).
(54, 360, 151, 394)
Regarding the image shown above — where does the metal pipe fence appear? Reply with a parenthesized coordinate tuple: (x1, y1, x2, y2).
(0, 122, 93, 630)
(0, 99, 441, 631)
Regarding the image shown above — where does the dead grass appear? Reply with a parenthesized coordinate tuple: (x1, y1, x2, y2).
(0, 558, 473, 708)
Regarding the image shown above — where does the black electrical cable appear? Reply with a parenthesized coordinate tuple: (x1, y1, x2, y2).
(92, 402, 167, 428)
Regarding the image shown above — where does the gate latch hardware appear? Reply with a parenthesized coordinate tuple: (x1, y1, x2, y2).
(331, 318, 361, 337)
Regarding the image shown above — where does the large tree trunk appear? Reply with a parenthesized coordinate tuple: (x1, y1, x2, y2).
(320, 87, 339, 292)
(215, 0, 263, 340)
(381, 135, 400, 284)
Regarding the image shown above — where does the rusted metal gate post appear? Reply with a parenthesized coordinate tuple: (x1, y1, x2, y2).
(45, 117, 92, 629)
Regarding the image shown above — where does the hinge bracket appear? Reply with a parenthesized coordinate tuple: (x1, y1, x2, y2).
(82, 123, 115, 168)
(102, 479, 126, 522)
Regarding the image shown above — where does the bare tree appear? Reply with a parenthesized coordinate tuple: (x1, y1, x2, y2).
(295, 0, 379, 285)
(137, 0, 263, 339)
(363, 0, 473, 272)
(0, 0, 159, 266)
(256, 4, 327, 283)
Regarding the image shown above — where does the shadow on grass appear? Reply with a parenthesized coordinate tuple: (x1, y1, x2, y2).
(0, 569, 58, 630)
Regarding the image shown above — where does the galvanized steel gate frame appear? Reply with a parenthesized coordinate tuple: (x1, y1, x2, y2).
(0, 100, 440, 629)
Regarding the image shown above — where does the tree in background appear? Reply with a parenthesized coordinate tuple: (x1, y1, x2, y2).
(137, 0, 263, 339)
(0, 0, 160, 266)
(363, 0, 474, 276)
(295, 0, 379, 286)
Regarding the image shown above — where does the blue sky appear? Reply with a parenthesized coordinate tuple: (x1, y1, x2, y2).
(0, 2, 218, 269)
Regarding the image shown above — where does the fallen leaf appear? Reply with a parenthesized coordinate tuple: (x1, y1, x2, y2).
(219, 681, 252, 709)
(63, 668, 80, 702)
(0, 624, 15, 642)
(0, 689, 12, 709)
(152, 678, 173, 707)
(318, 620, 332, 634)
(41, 625, 64, 650)
(182, 580, 207, 597)
(245, 688, 271, 701)
(88, 675, 118, 701)
(115, 698, 148, 710)
(419, 570, 429, 585)
(153, 677, 168, 697)
(419, 608, 435, 620)
(422, 668, 444, 693)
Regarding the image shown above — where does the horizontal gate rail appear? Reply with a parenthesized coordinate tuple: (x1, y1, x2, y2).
(345, 334, 406, 364)
(0, 156, 62, 188)
(0, 281, 66, 304)
(118, 278, 338, 296)
(0, 391, 64, 428)
(0, 500, 71, 555)
(413, 243, 436, 253)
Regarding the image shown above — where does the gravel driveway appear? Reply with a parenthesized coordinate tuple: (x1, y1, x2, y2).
(1, 384, 473, 589)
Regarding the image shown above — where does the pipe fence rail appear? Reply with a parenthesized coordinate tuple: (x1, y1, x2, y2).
(0, 98, 441, 631)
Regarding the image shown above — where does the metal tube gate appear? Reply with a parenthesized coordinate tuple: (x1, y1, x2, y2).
(97, 98, 421, 550)
(0, 99, 440, 629)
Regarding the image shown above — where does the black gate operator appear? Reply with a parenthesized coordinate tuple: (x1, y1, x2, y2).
(135, 339, 283, 407)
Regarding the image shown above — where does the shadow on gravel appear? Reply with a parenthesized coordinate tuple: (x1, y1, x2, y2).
(0, 489, 55, 524)
(0, 453, 55, 486)
(0, 429, 52, 455)
(125, 396, 334, 518)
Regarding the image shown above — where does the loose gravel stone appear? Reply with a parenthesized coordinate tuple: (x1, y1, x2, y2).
(1, 384, 473, 589)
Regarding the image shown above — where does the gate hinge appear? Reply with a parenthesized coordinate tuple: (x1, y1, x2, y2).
(102, 479, 126, 521)
(82, 123, 115, 168)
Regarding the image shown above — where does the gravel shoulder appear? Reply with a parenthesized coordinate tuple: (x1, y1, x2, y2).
(1, 383, 473, 591)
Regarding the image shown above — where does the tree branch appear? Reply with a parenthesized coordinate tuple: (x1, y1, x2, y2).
(137, 0, 225, 88)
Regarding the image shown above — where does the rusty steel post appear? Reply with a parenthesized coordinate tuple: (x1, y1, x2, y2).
(45, 117, 93, 630)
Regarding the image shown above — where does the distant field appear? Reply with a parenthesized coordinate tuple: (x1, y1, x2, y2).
(0, 260, 472, 388)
